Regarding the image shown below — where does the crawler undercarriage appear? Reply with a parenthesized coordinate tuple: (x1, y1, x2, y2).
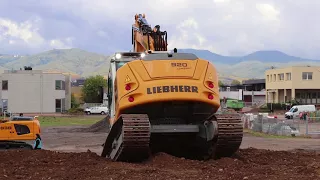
(101, 102, 243, 162)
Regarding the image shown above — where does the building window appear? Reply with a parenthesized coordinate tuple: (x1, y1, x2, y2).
(286, 73, 291, 80)
(273, 74, 276, 81)
(55, 99, 61, 112)
(62, 81, 65, 90)
(267, 75, 269, 82)
(302, 72, 312, 80)
(307, 92, 311, 99)
(2, 80, 8, 90)
(55, 80, 65, 90)
(55, 80, 61, 90)
(278, 73, 284, 81)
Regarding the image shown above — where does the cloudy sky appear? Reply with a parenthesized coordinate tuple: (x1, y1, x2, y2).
(0, 0, 319, 59)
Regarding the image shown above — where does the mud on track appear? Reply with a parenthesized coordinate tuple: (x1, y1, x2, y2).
(1, 148, 320, 180)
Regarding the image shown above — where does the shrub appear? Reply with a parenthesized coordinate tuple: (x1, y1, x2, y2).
(67, 107, 84, 114)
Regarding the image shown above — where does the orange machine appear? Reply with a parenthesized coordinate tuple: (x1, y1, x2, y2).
(101, 14, 243, 162)
(0, 113, 42, 149)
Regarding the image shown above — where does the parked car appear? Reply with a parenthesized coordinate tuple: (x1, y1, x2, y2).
(84, 106, 108, 115)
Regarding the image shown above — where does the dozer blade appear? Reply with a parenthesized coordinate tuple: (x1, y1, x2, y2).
(101, 114, 151, 162)
(213, 113, 243, 158)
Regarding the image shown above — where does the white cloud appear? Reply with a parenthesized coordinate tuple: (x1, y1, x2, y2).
(213, 0, 230, 3)
(50, 38, 72, 49)
(0, 17, 73, 53)
(97, 30, 109, 39)
(2, 0, 320, 59)
(0, 17, 45, 46)
(256, 3, 280, 21)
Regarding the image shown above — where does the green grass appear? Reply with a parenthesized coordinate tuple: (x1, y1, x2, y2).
(244, 129, 311, 139)
(38, 116, 103, 127)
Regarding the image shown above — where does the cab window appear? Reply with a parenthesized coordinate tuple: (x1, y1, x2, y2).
(107, 70, 113, 108)
(116, 62, 128, 70)
(290, 107, 298, 112)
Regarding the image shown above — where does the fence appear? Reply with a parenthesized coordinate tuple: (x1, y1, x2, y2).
(242, 113, 320, 137)
(306, 117, 320, 135)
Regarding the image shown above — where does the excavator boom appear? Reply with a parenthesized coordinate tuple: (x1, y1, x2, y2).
(132, 14, 167, 52)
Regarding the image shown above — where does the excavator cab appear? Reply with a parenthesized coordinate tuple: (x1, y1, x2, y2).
(106, 52, 146, 126)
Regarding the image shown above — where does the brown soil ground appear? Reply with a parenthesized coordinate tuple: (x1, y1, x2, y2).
(0, 148, 319, 180)
(2, 117, 320, 180)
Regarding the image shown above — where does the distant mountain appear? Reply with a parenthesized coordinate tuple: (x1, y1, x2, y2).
(1, 48, 110, 79)
(242, 50, 305, 63)
(0, 48, 319, 83)
(179, 49, 320, 81)
(178, 49, 238, 64)
(0, 54, 22, 65)
(179, 49, 320, 64)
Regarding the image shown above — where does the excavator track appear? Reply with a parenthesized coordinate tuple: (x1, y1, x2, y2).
(0, 141, 33, 150)
(101, 114, 151, 162)
(213, 113, 243, 159)
(101, 113, 243, 161)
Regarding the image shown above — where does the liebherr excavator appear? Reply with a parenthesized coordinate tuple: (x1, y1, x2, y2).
(0, 112, 42, 150)
(101, 14, 243, 162)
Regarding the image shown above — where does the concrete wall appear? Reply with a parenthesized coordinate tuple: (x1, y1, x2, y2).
(291, 66, 320, 89)
(219, 91, 239, 100)
(65, 74, 71, 110)
(265, 66, 320, 103)
(265, 67, 293, 90)
(0, 70, 70, 113)
(254, 95, 265, 104)
(266, 66, 320, 90)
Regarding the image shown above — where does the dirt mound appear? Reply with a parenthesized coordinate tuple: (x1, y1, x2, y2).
(67, 116, 110, 133)
(1, 148, 319, 180)
(83, 116, 110, 132)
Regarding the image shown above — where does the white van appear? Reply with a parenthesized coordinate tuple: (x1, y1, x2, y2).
(285, 105, 316, 119)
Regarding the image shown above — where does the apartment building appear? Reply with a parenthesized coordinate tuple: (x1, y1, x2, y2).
(265, 66, 320, 104)
(0, 68, 71, 114)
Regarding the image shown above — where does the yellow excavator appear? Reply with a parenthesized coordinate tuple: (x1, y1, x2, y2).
(0, 111, 42, 149)
(101, 14, 243, 162)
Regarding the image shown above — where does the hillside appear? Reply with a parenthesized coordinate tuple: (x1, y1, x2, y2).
(1, 48, 110, 79)
(1, 48, 320, 83)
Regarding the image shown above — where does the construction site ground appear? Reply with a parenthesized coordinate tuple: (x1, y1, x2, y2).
(1, 115, 320, 180)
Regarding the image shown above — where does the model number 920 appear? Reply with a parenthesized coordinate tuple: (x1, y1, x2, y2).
(171, 63, 188, 67)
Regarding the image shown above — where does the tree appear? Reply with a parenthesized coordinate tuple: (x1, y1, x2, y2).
(231, 80, 241, 85)
(218, 80, 224, 87)
(81, 75, 107, 103)
(71, 93, 80, 108)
